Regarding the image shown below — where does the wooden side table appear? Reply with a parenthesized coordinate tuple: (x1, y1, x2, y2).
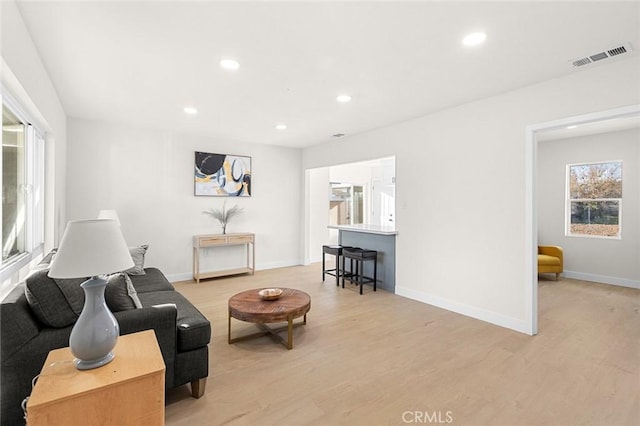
(193, 233, 255, 283)
(26, 330, 166, 425)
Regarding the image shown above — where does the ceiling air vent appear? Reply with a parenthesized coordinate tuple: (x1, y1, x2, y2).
(571, 43, 633, 68)
(572, 57, 591, 67)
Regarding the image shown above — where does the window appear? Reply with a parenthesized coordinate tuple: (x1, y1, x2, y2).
(566, 161, 622, 238)
(2, 105, 26, 261)
(1, 96, 45, 277)
(329, 184, 364, 225)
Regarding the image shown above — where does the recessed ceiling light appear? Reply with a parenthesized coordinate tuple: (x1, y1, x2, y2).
(275, 124, 287, 130)
(336, 94, 352, 103)
(220, 58, 240, 71)
(184, 106, 198, 115)
(462, 32, 487, 47)
(567, 125, 578, 129)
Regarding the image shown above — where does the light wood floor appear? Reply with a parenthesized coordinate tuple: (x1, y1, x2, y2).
(165, 264, 639, 426)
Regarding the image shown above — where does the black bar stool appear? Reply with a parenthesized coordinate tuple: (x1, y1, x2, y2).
(322, 245, 352, 286)
(342, 248, 378, 295)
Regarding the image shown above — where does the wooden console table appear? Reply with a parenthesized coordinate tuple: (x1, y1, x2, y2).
(26, 330, 165, 425)
(193, 233, 255, 283)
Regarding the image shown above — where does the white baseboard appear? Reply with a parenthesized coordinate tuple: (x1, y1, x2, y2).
(563, 270, 640, 289)
(165, 272, 193, 283)
(165, 259, 302, 283)
(395, 286, 532, 335)
(256, 259, 302, 270)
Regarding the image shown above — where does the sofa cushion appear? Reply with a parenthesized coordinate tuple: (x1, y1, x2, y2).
(1, 284, 40, 361)
(105, 272, 143, 311)
(125, 245, 149, 275)
(538, 254, 561, 266)
(24, 269, 84, 328)
(129, 268, 175, 293)
(52, 278, 86, 315)
(138, 291, 211, 352)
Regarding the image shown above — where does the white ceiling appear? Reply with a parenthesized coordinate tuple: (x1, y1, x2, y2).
(15, 1, 640, 148)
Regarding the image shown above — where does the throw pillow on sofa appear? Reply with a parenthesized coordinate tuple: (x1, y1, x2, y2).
(105, 272, 143, 311)
(125, 245, 149, 275)
(24, 269, 84, 328)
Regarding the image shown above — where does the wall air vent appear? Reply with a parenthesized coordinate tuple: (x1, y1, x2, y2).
(571, 43, 633, 68)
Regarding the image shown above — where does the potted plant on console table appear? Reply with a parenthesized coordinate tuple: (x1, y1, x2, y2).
(203, 200, 243, 234)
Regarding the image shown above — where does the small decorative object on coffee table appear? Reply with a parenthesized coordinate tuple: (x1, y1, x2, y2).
(258, 288, 283, 300)
(228, 288, 311, 350)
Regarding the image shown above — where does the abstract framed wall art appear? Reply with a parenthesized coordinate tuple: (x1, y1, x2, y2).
(194, 151, 252, 197)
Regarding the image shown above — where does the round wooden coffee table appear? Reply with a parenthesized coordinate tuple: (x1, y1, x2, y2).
(228, 288, 311, 350)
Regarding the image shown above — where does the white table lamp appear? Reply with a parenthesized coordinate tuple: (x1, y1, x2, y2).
(48, 219, 134, 370)
(97, 209, 121, 226)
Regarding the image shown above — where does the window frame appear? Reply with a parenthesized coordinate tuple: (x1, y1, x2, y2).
(1, 92, 46, 281)
(565, 160, 623, 240)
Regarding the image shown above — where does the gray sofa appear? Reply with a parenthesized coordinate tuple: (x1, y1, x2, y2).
(1, 252, 211, 425)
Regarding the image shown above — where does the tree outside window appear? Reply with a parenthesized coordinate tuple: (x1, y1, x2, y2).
(567, 161, 622, 238)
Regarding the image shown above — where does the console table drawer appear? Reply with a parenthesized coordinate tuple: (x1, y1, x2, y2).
(228, 235, 253, 244)
(198, 236, 228, 247)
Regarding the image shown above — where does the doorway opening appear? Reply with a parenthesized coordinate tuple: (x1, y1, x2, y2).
(304, 156, 395, 264)
(525, 104, 640, 335)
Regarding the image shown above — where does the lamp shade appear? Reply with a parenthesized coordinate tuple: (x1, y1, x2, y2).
(49, 219, 134, 278)
(97, 209, 121, 226)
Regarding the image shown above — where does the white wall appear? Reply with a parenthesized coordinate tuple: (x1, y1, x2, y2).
(329, 157, 395, 186)
(1, 0, 67, 297)
(302, 56, 640, 333)
(66, 119, 302, 281)
(538, 128, 639, 287)
(306, 167, 330, 264)
(330, 161, 374, 184)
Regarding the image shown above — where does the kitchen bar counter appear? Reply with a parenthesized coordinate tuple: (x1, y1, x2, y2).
(328, 224, 396, 292)
(328, 224, 397, 235)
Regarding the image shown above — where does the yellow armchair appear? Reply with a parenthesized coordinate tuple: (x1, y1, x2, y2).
(538, 245, 563, 280)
